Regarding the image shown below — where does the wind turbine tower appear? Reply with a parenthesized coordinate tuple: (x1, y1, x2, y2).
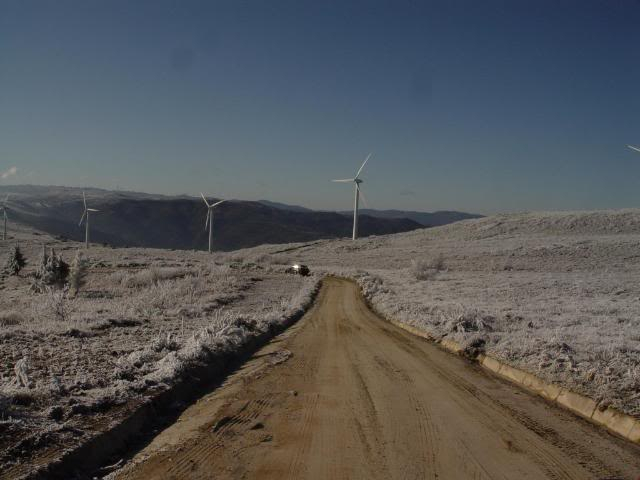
(332, 153, 372, 240)
(200, 193, 225, 254)
(78, 191, 99, 249)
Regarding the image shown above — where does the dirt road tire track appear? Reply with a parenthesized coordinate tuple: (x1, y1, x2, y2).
(115, 277, 640, 480)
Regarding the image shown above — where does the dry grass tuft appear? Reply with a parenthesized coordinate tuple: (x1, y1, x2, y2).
(0, 311, 24, 327)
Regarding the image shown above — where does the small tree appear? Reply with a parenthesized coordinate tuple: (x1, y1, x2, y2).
(5, 245, 26, 276)
(33, 246, 69, 289)
(68, 251, 88, 297)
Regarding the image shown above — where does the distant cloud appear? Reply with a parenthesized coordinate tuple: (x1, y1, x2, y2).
(399, 189, 416, 196)
(0, 166, 17, 179)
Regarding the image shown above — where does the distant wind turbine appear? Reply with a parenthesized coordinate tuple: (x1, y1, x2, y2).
(628, 145, 640, 153)
(332, 153, 372, 240)
(200, 193, 225, 254)
(78, 191, 99, 249)
(0, 194, 9, 241)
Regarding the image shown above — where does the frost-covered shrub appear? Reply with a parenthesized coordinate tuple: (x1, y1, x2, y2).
(5, 245, 26, 276)
(34, 286, 74, 323)
(410, 259, 438, 281)
(410, 254, 446, 281)
(68, 251, 89, 296)
(447, 311, 494, 333)
(359, 274, 388, 297)
(151, 332, 180, 353)
(33, 247, 69, 289)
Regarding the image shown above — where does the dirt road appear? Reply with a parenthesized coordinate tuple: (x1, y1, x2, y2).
(115, 277, 640, 479)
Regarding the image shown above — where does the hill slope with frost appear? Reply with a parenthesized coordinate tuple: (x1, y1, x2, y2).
(236, 209, 640, 417)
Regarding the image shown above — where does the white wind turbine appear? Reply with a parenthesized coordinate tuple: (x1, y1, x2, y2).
(78, 191, 99, 249)
(0, 194, 9, 241)
(332, 153, 372, 240)
(628, 145, 640, 153)
(200, 193, 225, 254)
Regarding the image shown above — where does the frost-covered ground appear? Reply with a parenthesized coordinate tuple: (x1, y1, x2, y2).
(0, 224, 318, 475)
(3, 209, 640, 475)
(235, 209, 640, 418)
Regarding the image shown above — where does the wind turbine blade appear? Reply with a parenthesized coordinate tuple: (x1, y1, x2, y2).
(200, 192, 211, 207)
(205, 210, 210, 230)
(331, 179, 355, 183)
(79, 211, 86, 227)
(354, 153, 372, 179)
(357, 184, 371, 208)
(83, 191, 87, 209)
(628, 145, 640, 153)
(87, 208, 99, 212)
(212, 199, 225, 207)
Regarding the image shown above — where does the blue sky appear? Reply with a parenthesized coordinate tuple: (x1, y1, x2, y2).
(1, 0, 639, 214)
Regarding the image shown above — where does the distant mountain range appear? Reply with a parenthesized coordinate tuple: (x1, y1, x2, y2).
(0, 186, 425, 251)
(257, 200, 313, 213)
(0, 186, 480, 251)
(258, 200, 482, 227)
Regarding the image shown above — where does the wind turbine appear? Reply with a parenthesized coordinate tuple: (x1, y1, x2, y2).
(0, 194, 9, 241)
(200, 193, 225, 254)
(78, 191, 99, 249)
(332, 153, 372, 240)
(628, 145, 640, 153)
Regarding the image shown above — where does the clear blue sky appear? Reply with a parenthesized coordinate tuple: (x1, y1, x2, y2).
(1, 0, 639, 214)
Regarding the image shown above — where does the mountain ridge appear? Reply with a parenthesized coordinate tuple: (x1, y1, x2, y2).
(0, 186, 423, 251)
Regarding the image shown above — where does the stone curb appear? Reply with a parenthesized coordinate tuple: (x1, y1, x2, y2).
(388, 318, 640, 445)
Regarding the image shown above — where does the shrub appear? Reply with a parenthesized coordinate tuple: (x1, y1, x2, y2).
(33, 246, 69, 289)
(151, 332, 180, 353)
(411, 259, 438, 281)
(410, 254, 446, 281)
(68, 251, 89, 296)
(5, 245, 26, 276)
(43, 287, 72, 322)
(429, 254, 446, 272)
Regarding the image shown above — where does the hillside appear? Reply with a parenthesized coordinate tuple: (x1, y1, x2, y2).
(234, 209, 640, 418)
